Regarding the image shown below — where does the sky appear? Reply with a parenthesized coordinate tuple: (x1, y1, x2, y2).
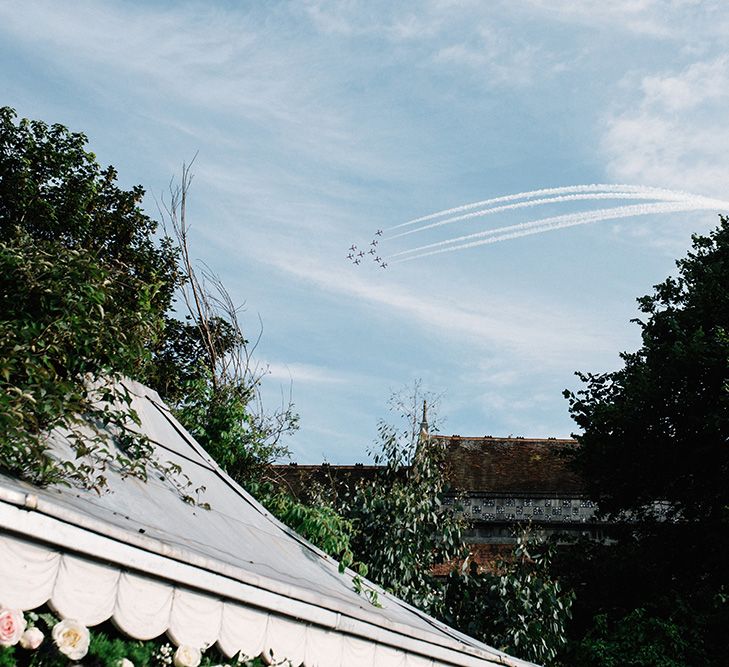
(2, 0, 728, 462)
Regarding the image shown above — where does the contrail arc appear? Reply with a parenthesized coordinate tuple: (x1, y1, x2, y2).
(388, 191, 697, 240)
(390, 184, 696, 231)
(392, 202, 701, 258)
(392, 200, 727, 263)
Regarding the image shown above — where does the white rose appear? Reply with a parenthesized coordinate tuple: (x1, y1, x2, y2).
(173, 644, 202, 667)
(0, 608, 26, 646)
(117, 659, 134, 667)
(19, 626, 44, 650)
(52, 619, 90, 660)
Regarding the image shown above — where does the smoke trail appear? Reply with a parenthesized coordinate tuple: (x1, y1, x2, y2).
(392, 200, 728, 263)
(388, 191, 695, 240)
(393, 196, 729, 258)
(390, 184, 694, 231)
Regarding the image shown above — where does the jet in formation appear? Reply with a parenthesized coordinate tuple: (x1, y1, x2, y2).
(346, 234, 387, 268)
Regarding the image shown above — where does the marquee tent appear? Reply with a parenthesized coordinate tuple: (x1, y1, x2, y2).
(0, 380, 535, 666)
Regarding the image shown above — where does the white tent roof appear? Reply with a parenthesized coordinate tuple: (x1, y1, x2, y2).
(0, 380, 536, 667)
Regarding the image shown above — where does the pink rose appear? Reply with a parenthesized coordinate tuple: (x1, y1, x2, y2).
(0, 608, 26, 647)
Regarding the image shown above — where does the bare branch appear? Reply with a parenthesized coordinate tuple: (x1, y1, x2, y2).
(159, 159, 297, 465)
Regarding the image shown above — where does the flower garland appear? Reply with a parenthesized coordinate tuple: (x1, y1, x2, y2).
(0, 608, 288, 667)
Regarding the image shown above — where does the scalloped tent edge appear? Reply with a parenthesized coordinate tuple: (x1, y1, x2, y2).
(0, 379, 537, 667)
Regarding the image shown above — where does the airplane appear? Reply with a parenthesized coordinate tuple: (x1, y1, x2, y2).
(380, 262, 388, 269)
(370, 239, 378, 246)
(375, 230, 383, 236)
(349, 244, 357, 251)
(347, 253, 354, 260)
(354, 258, 361, 265)
(368, 248, 376, 255)
(358, 251, 365, 258)
(374, 256, 382, 263)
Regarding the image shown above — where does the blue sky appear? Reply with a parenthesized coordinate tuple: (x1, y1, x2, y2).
(2, 1, 728, 462)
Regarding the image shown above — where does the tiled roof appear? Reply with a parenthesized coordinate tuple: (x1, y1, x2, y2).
(271, 464, 391, 499)
(436, 435, 582, 495)
(271, 435, 583, 498)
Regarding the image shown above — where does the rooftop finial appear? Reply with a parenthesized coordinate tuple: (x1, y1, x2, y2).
(419, 399, 429, 439)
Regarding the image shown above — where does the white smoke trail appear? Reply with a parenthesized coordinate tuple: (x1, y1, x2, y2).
(391, 200, 729, 263)
(390, 184, 694, 231)
(388, 191, 695, 240)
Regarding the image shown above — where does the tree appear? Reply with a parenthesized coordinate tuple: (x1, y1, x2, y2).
(562, 217, 729, 665)
(0, 233, 166, 488)
(0, 107, 179, 491)
(569, 608, 700, 667)
(152, 163, 362, 565)
(335, 386, 466, 612)
(0, 107, 178, 316)
(321, 386, 574, 662)
(0, 105, 350, 566)
(152, 163, 301, 483)
(565, 216, 729, 523)
(442, 532, 574, 667)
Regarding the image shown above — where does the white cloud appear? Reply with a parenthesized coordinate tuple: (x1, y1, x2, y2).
(433, 26, 541, 86)
(640, 56, 729, 111)
(264, 251, 615, 368)
(0, 1, 372, 164)
(601, 55, 729, 198)
(519, 0, 729, 39)
(265, 362, 353, 385)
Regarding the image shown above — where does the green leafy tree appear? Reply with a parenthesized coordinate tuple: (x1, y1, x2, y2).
(0, 108, 292, 498)
(570, 608, 699, 667)
(0, 108, 179, 490)
(565, 217, 729, 523)
(0, 106, 178, 316)
(0, 233, 164, 488)
(153, 164, 299, 478)
(443, 532, 574, 666)
(337, 388, 466, 612)
(562, 217, 729, 665)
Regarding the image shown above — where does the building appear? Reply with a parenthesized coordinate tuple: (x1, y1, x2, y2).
(274, 405, 604, 572)
(433, 433, 602, 570)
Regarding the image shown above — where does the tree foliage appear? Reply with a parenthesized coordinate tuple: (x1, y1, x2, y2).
(151, 163, 358, 563)
(565, 217, 729, 522)
(561, 217, 729, 665)
(0, 107, 179, 491)
(0, 233, 164, 489)
(293, 386, 575, 656)
(569, 608, 698, 667)
(0, 107, 178, 315)
(336, 388, 466, 612)
(443, 533, 574, 667)
(153, 162, 299, 482)
(0, 107, 296, 498)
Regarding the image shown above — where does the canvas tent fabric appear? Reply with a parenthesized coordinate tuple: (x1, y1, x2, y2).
(0, 380, 536, 667)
